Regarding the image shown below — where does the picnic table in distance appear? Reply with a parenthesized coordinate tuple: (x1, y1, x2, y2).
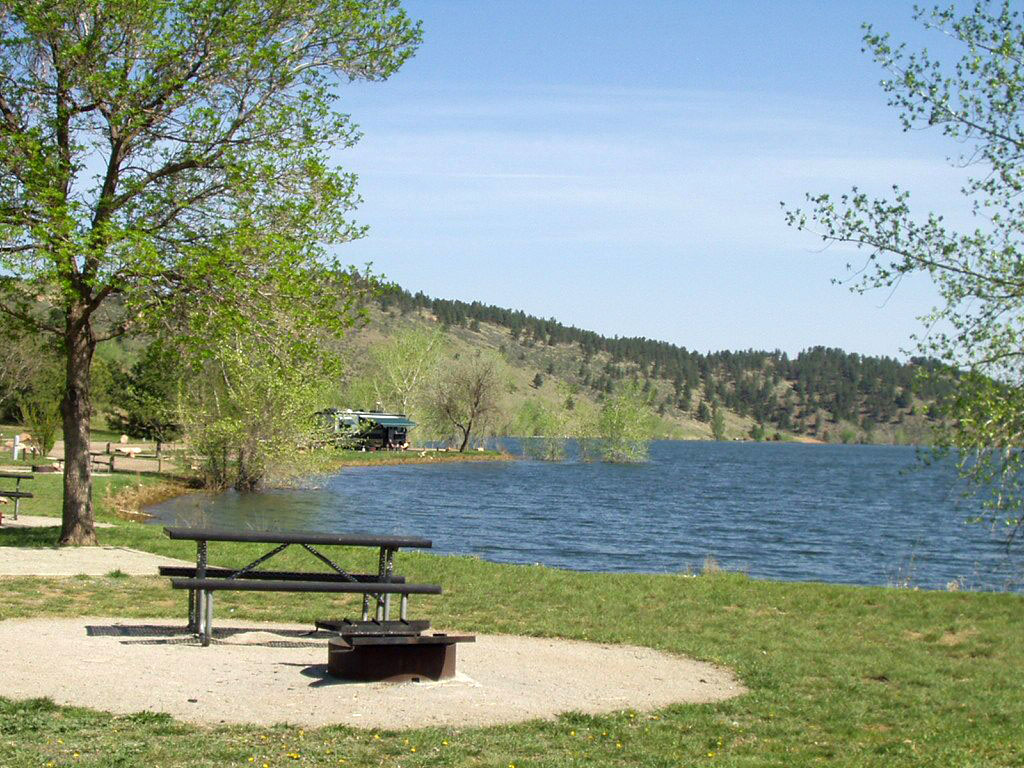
(0, 472, 33, 524)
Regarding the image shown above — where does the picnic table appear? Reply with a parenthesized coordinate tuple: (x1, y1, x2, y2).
(162, 526, 443, 647)
(0, 472, 33, 524)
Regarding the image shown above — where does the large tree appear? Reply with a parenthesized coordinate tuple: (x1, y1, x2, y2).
(786, 2, 1024, 542)
(351, 326, 446, 417)
(425, 351, 506, 452)
(0, 1, 419, 544)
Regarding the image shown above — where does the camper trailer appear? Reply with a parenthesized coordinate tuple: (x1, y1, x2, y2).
(318, 409, 416, 450)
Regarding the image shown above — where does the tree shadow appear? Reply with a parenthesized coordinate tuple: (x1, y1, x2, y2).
(0, 526, 59, 547)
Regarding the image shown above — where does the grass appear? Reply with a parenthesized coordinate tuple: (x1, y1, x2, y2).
(1, 480, 1022, 766)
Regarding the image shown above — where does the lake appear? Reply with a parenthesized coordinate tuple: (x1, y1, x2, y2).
(147, 441, 1022, 591)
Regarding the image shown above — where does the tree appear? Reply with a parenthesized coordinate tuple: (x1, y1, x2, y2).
(0, 1, 420, 543)
(785, 1, 1024, 541)
(178, 316, 338, 491)
(106, 343, 181, 444)
(513, 399, 566, 461)
(425, 352, 506, 452)
(0, 331, 49, 420)
(594, 381, 656, 463)
(710, 405, 726, 441)
(352, 327, 446, 418)
(696, 400, 712, 423)
(18, 358, 64, 457)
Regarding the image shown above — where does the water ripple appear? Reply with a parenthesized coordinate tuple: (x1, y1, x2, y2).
(148, 442, 1023, 591)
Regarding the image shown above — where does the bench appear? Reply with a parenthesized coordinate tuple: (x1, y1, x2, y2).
(157, 565, 408, 584)
(0, 472, 33, 524)
(89, 452, 115, 472)
(163, 527, 442, 647)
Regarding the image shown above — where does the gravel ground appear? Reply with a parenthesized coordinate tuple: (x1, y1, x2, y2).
(0, 514, 114, 529)
(0, 618, 745, 729)
(0, 546, 190, 576)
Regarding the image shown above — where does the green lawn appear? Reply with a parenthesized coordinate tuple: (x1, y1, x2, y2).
(0, 479, 1021, 767)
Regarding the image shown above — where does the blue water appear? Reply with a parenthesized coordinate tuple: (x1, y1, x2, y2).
(147, 441, 1023, 591)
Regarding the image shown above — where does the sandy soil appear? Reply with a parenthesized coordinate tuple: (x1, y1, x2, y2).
(0, 514, 114, 529)
(0, 546, 191, 576)
(0, 618, 745, 729)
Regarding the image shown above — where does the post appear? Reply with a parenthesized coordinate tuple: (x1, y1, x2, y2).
(203, 591, 213, 647)
(194, 540, 207, 639)
(382, 548, 395, 620)
(375, 546, 389, 621)
(12, 476, 21, 520)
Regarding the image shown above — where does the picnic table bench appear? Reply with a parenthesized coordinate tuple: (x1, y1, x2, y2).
(162, 527, 443, 646)
(162, 526, 473, 681)
(0, 472, 33, 524)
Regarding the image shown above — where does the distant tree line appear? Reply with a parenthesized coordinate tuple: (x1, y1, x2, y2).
(376, 284, 955, 436)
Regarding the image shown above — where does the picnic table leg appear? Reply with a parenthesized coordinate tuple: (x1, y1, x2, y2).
(202, 591, 213, 647)
(382, 547, 396, 621)
(375, 547, 388, 621)
(361, 547, 374, 620)
(194, 540, 208, 640)
(12, 477, 20, 520)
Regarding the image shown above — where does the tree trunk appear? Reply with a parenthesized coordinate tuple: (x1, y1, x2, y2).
(458, 422, 472, 452)
(59, 305, 98, 546)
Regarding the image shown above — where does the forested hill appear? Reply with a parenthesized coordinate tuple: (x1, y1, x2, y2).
(376, 284, 952, 443)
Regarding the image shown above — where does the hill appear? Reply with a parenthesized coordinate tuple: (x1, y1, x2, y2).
(333, 284, 951, 444)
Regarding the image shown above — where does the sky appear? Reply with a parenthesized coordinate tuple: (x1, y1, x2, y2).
(331, 1, 976, 359)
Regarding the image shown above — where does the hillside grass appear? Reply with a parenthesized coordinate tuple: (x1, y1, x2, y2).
(1, 477, 1022, 767)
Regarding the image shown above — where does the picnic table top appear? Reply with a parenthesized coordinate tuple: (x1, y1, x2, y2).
(163, 526, 432, 549)
(0, 472, 33, 480)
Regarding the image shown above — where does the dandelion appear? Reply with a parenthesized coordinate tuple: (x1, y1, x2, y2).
(249, 759, 256, 763)
(441, 740, 449, 746)
(616, 743, 622, 749)
(411, 747, 417, 753)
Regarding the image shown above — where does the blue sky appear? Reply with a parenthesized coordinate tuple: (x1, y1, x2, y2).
(333, 1, 973, 358)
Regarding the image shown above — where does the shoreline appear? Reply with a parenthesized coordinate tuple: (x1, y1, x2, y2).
(323, 449, 516, 468)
